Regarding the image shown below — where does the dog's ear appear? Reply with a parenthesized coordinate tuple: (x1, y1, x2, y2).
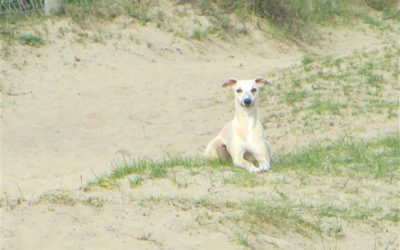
(222, 78, 238, 88)
(255, 77, 271, 86)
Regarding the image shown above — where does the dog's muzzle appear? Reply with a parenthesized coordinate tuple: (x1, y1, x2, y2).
(242, 98, 253, 107)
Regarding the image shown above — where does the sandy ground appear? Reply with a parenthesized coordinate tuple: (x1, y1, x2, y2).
(1, 169, 399, 249)
(1, 14, 399, 250)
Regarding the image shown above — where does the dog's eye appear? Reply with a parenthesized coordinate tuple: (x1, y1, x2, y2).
(236, 89, 243, 93)
(251, 88, 257, 92)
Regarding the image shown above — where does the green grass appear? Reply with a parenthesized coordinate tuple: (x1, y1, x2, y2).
(326, 220, 344, 238)
(365, 0, 398, 12)
(191, 28, 213, 40)
(85, 135, 400, 191)
(84, 156, 231, 190)
(366, 73, 384, 88)
(274, 135, 400, 179)
(0, 0, 154, 28)
(18, 34, 44, 46)
(302, 55, 319, 65)
(64, 0, 147, 26)
(150, 164, 168, 178)
(191, 23, 236, 40)
(382, 209, 400, 223)
(125, 2, 152, 24)
(129, 176, 144, 188)
(204, 0, 399, 39)
(232, 233, 252, 248)
(193, 198, 218, 210)
(213, 0, 348, 25)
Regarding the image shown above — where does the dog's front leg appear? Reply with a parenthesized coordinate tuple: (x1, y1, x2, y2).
(230, 146, 261, 173)
(256, 141, 272, 172)
(258, 159, 271, 172)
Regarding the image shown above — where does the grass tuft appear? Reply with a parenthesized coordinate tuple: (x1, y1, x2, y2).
(129, 176, 144, 188)
(233, 233, 252, 248)
(18, 34, 44, 46)
(191, 28, 215, 40)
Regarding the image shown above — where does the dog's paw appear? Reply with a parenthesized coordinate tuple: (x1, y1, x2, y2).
(248, 166, 262, 173)
(260, 162, 271, 172)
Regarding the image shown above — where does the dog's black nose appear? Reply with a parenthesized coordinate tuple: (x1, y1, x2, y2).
(244, 98, 252, 105)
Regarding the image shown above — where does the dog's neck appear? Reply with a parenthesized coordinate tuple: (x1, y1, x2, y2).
(234, 101, 259, 128)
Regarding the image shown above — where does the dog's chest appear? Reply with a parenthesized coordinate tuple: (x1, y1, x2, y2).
(243, 127, 263, 153)
(233, 117, 263, 151)
(243, 135, 259, 151)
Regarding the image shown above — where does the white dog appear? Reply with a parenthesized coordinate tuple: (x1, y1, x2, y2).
(205, 77, 272, 173)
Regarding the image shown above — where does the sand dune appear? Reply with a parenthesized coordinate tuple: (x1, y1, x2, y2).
(1, 12, 399, 250)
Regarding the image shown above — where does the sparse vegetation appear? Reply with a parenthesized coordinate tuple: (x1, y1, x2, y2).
(194, 0, 400, 39)
(274, 135, 400, 179)
(365, 0, 393, 10)
(129, 176, 144, 188)
(191, 28, 213, 40)
(117, 160, 398, 247)
(85, 134, 399, 191)
(233, 233, 252, 248)
(283, 90, 309, 104)
(1, 0, 399, 43)
(85, 157, 231, 191)
(222, 171, 258, 187)
(262, 43, 399, 137)
(38, 191, 104, 208)
(18, 33, 44, 46)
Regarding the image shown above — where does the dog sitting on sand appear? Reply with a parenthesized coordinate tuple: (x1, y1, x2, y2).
(205, 77, 272, 173)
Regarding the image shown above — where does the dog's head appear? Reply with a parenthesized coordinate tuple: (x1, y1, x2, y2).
(222, 77, 271, 107)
